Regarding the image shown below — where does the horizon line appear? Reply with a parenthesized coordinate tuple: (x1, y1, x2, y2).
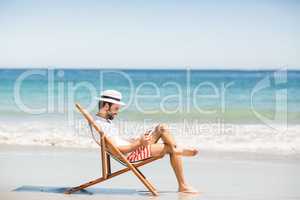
(1, 65, 299, 71)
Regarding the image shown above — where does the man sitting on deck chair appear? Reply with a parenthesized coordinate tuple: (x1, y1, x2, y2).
(95, 90, 199, 194)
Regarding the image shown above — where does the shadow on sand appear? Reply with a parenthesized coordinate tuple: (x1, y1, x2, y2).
(13, 185, 176, 196)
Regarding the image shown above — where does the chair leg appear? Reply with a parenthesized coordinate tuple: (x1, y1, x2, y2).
(65, 157, 161, 195)
(126, 164, 158, 196)
(135, 167, 145, 178)
(107, 154, 111, 175)
(64, 177, 106, 194)
(133, 166, 157, 193)
(64, 165, 135, 194)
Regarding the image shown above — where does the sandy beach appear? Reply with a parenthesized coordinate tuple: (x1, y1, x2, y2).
(0, 144, 299, 200)
(1, 0, 300, 198)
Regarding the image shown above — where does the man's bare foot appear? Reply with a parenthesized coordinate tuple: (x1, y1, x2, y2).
(173, 147, 199, 157)
(182, 148, 198, 157)
(178, 185, 199, 194)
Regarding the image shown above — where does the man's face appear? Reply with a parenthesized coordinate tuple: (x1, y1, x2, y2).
(106, 103, 120, 120)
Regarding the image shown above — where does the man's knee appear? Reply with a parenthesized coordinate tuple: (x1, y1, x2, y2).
(163, 144, 172, 154)
(156, 123, 169, 133)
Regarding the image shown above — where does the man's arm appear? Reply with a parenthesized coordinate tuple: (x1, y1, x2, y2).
(117, 139, 142, 154)
(116, 134, 151, 154)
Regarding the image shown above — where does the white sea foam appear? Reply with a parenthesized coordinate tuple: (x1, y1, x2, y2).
(0, 119, 299, 155)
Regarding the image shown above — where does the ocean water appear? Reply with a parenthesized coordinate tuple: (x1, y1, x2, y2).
(0, 68, 299, 154)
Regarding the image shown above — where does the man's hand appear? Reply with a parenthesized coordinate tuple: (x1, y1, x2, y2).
(139, 134, 151, 146)
(117, 131, 152, 154)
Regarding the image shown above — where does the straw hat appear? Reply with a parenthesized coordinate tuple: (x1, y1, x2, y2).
(96, 90, 125, 105)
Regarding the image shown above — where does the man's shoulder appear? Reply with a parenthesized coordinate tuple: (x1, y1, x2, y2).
(95, 115, 108, 123)
(95, 116, 116, 129)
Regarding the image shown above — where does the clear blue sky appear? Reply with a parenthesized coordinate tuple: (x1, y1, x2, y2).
(0, 0, 299, 69)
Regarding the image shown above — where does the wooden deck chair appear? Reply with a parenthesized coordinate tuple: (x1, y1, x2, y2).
(64, 103, 163, 196)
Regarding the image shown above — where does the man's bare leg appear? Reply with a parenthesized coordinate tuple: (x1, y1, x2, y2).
(150, 124, 176, 145)
(151, 143, 199, 194)
(150, 124, 198, 157)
